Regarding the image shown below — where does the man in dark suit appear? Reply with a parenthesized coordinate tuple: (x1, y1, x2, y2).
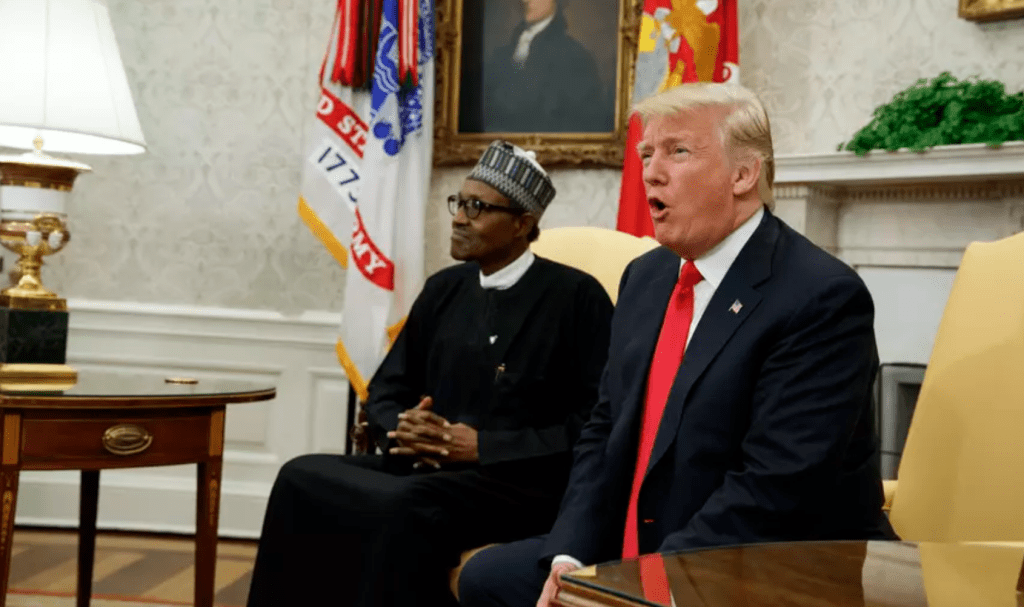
(457, 83, 895, 607)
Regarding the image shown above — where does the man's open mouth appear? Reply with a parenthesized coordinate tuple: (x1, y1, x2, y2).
(648, 198, 666, 211)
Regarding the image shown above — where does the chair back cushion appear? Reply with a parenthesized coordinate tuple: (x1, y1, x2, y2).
(531, 227, 659, 303)
(889, 230, 1024, 541)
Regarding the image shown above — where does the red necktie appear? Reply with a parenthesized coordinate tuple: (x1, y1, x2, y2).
(638, 553, 672, 605)
(622, 261, 703, 559)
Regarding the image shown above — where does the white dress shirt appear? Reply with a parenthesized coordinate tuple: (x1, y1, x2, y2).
(685, 206, 764, 350)
(479, 249, 535, 290)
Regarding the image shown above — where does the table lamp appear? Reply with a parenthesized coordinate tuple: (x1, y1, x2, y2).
(0, 0, 145, 369)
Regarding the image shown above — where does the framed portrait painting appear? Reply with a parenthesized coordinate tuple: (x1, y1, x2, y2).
(434, 0, 643, 166)
(959, 0, 1024, 21)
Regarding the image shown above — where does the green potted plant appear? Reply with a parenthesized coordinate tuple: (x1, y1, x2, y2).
(840, 72, 1024, 156)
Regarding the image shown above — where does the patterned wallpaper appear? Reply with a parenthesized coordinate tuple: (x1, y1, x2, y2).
(25, 0, 1024, 310)
(740, 0, 1024, 154)
(38, 0, 343, 314)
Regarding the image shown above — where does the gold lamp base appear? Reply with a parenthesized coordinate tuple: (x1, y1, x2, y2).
(0, 145, 87, 312)
(0, 293, 67, 312)
(0, 213, 69, 312)
(0, 146, 85, 367)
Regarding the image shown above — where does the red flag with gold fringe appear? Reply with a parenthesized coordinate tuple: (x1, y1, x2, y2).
(327, 0, 407, 90)
(616, 0, 738, 237)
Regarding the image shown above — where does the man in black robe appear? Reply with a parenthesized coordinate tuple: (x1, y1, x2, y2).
(246, 140, 613, 607)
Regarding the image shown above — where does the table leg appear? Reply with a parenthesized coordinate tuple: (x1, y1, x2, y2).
(0, 411, 24, 607)
(78, 470, 99, 607)
(195, 458, 222, 607)
(0, 469, 19, 607)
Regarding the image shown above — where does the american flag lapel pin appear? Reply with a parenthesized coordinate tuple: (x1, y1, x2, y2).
(729, 300, 743, 314)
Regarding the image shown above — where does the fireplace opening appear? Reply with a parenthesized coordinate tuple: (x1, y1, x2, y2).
(873, 363, 926, 480)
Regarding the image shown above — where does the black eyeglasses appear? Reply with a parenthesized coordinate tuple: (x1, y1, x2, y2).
(447, 195, 525, 219)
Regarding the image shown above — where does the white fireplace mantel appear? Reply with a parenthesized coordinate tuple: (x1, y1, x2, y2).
(770, 141, 1024, 268)
(771, 142, 1023, 366)
(776, 141, 1024, 186)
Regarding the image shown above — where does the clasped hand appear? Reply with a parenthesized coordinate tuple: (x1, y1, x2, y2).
(386, 396, 478, 468)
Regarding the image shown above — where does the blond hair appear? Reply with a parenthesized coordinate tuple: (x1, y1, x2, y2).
(633, 83, 775, 210)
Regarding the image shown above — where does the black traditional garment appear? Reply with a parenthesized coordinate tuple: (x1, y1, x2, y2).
(246, 257, 613, 607)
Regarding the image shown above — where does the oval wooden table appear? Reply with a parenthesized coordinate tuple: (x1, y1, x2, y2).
(0, 371, 275, 607)
(557, 540, 1024, 607)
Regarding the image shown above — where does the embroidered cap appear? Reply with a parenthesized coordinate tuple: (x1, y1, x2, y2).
(468, 140, 556, 216)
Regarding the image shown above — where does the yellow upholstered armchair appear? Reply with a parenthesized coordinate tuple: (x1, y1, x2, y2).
(529, 226, 660, 303)
(447, 226, 659, 598)
(884, 230, 1024, 542)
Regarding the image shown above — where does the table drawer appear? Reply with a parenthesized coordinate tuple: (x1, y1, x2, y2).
(20, 415, 212, 469)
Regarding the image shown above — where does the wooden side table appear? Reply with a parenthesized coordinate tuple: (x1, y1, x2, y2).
(0, 373, 275, 607)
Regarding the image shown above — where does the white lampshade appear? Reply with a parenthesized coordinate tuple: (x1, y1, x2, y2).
(0, 0, 146, 155)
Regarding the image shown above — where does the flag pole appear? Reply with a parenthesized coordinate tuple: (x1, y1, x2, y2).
(345, 384, 360, 454)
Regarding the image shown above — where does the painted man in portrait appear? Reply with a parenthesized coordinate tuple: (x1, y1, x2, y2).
(480, 0, 610, 133)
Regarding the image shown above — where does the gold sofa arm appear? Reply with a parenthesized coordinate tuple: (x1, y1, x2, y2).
(883, 479, 898, 512)
(449, 544, 498, 601)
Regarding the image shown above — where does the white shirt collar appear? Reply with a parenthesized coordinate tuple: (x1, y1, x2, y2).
(521, 14, 554, 40)
(687, 206, 764, 288)
(480, 249, 535, 290)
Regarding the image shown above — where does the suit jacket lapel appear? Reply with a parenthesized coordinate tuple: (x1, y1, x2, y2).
(617, 249, 680, 432)
(645, 212, 780, 478)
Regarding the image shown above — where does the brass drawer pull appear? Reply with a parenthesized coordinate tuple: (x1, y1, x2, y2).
(102, 424, 153, 456)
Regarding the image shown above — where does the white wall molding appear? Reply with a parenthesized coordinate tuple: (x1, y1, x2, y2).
(67, 299, 341, 349)
(15, 300, 349, 538)
(841, 182, 1020, 202)
(16, 470, 272, 538)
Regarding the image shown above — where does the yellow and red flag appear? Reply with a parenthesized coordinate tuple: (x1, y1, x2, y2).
(616, 0, 738, 237)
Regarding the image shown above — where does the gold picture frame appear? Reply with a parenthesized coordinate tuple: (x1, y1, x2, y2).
(959, 0, 1024, 21)
(433, 0, 643, 167)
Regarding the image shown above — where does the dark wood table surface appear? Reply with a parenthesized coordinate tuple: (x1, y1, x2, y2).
(557, 540, 1024, 607)
(0, 371, 275, 607)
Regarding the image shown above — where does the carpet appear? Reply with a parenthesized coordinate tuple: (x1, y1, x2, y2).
(6, 529, 256, 607)
(7, 593, 176, 606)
